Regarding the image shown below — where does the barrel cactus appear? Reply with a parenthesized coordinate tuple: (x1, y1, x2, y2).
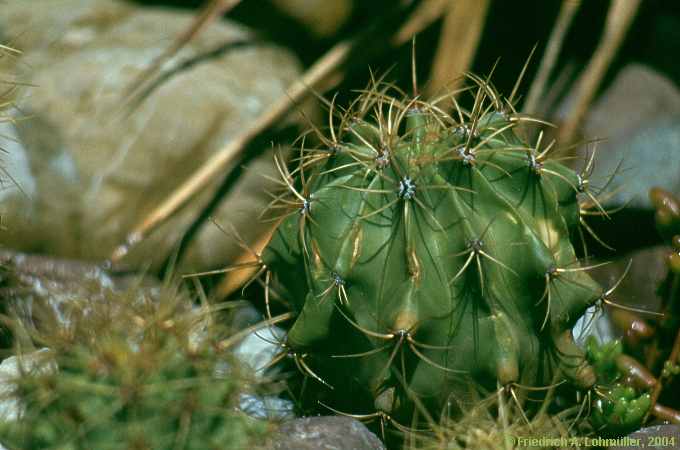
(260, 75, 604, 424)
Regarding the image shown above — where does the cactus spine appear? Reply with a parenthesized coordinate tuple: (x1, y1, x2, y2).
(261, 74, 604, 423)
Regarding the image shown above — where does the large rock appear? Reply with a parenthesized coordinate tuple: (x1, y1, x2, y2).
(0, 0, 306, 271)
(589, 117, 680, 210)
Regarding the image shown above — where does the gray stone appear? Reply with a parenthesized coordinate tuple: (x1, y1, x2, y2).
(234, 325, 286, 380)
(609, 424, 680, 450)
(0, 348, 57, 423)
(239, 393, 295, 421)
(570, 65, 680, 209)
(0, 123, 36, 204)
(587, 117, 680, 209)
(0, 249, 159, 332)
(573, 303, 616, 347)
(583, 65, 680, 143)
(231, 315, 296, 421)
(269, 416, 386, 450)
(0, 0, 306, 272)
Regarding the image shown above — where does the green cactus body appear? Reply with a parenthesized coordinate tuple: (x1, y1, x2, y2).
(263, 78, 601, 421)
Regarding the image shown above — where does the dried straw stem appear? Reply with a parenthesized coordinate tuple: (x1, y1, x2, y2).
(523, 0, 581, 116)
(110, 40, 351, 263)
(557, 0, 641, 144)
(425, 0, 490, 98)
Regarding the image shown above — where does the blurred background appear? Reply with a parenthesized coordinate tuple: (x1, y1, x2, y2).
(132, 0, 680, 92)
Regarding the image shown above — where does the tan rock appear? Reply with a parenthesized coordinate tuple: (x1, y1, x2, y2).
(0, 0, 308, 272)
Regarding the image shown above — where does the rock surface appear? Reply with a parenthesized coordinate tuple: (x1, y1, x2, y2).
(584, 65, 680, 144)
(269, 416, 386, 450)
(0, 249, 159, 335)
(589, 246, 669, 311)
(609, 424, 680, 450)
(0, 0, 306, 272)
(0, 348, 56, 422)
(590, 118, 680, 209)
(572, 65, 680, 210)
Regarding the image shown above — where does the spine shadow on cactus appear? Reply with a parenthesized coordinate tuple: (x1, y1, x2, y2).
(251, 68, 614, 431)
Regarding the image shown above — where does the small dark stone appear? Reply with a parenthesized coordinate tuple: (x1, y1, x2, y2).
(609, 424, 680, 450)
(269, 416, 386, 450)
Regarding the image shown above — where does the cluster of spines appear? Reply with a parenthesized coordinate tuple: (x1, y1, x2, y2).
(262, 74, 618, 253)
(264, 79, 612, 295)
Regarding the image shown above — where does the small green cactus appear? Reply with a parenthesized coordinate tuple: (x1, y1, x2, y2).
(585, 335, 623, 384)
(260, 74, 605, 423)
(591, 384, 651, 437)
(662, 360, 680, 379)
(586, 336, 652, 436)
(0, 285, 271, 450)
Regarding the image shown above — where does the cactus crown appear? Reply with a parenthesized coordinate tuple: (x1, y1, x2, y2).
(261, 71, 606, 426)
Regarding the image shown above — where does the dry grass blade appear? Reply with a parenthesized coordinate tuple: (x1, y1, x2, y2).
(393, 0, 449, 46)
(215, 221, 278, 298)
(557, 0, 641, 145)
(217, 312, 293, 350)
(123, 0, 243, 106)
(109, 39, 352, 263)
(425, 0, 490, 98)
(523, 0, 582, 116)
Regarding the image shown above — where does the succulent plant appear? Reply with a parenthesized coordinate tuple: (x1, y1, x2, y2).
(585, 336, 652, 436)
(0, 283, 271, 450)
(259, 74, 606, 424)
(590, 383, 651, 437)
(585, 336, 623, 385)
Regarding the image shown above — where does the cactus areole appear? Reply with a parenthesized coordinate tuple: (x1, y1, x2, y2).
(261, 76, 602, 423)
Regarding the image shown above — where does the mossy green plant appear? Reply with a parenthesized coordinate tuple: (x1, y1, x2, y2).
(585, 336, 651, 436)
(590, 383, 651, 437)
(258, 72, 609, 425)
(585, 336, 623, 384)
(0, 281, 272, 450)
